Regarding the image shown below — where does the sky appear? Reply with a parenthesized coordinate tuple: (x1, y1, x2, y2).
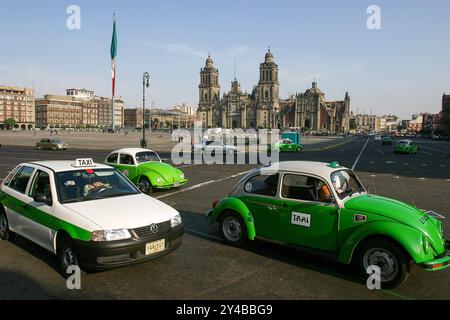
(0, 0, 449, 120)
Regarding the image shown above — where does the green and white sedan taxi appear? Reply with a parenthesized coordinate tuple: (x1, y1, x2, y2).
(268, 139, 303, 153)
(0, 159, 184, 277)
(105, 148, 187, 194)
(207, 161, 449, 288)
(394, 139, 418, 154)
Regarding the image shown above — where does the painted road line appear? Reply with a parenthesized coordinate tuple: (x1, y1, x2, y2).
(352, 138, 369, 171)
(417, 144, 450, 155)
(155, 171, 250, 200)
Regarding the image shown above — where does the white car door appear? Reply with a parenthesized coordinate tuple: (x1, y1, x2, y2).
(24, 168, 56, 251)
(2, 165, 36, 237)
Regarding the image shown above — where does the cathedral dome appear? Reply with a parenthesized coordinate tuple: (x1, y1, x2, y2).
(205, 54, 214, 68)
(265, 48, 274, 63)
(305, 80, 323, 95)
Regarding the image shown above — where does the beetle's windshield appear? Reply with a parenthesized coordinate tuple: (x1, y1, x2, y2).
(135, 151, 161, 163)
(56, 169, 139, 204)
(330, 170, 365, 200)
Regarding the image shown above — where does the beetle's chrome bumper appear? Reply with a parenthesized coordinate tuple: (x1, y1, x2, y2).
(421, 240, 450, 271)
(206, 209, 213, 222)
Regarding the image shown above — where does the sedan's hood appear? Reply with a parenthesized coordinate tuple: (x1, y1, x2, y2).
(63, 194, 179, 230)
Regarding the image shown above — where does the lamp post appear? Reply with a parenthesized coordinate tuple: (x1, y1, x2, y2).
(141, 72, 150, 148)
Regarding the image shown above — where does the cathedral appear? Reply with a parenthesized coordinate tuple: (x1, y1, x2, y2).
(197, 49, 350, 132)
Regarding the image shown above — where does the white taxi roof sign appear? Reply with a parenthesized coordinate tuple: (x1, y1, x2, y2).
(72, 158, 95, 168)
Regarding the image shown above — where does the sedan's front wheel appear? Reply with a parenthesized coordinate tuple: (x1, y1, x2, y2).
(58, 236, 80, 279)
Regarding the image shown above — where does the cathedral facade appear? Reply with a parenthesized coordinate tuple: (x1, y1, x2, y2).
(197, 49, 350, 132)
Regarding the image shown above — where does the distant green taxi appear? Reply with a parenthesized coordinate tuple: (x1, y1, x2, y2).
(269, 139, 303, 153)
(381, 136, 393, 145)
(105, 148, 187, 194)
(394, 140, 418, 154)
(207, 161, 449, 288)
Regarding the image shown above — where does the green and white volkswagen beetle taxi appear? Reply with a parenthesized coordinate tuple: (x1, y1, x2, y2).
(207, 161, 449, 288)
(105, 148, 187, 194)
(0, 159, 184, 277)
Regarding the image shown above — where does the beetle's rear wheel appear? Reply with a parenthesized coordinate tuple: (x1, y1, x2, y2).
(356, 238, 410, 289)
(219, 212, 247, 247)
(138, 177, 153, 195)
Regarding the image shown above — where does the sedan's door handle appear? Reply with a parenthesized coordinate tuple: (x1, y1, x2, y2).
(280, 202, 288, 208)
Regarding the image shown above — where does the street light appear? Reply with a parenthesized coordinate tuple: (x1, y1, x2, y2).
(141, 72, 150, 148)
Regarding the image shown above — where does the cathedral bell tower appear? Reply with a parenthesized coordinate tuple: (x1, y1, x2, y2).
(256, 48, 280, 128)
(198, 54, 220, 128)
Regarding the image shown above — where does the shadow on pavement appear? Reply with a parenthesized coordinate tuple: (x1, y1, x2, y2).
(180, 210, 365, 288)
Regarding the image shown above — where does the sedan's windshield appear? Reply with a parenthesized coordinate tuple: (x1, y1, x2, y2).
(56, 169, 139, 204)
(330, 170, 365, 200)
(135, 151, 161, 163)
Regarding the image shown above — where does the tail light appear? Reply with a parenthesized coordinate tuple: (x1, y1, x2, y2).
(212, 200, 219, 209)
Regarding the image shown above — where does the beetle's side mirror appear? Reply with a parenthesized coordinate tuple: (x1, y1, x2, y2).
(34, 194, 52, 206)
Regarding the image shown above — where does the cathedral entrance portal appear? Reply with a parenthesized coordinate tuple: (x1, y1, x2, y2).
(305, 118, 311, 129)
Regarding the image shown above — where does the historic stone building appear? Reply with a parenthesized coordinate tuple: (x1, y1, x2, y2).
(442, 93, 450, 132)
(197, 49, 350, 132)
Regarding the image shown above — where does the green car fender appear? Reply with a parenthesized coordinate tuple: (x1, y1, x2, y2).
(138, 171, 162, 186)
(338, 220, 434, 265)
(211, 197, 256, 240)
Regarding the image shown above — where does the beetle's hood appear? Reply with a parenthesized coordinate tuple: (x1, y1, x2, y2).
(345, 194, 445, 251)
(139, 162, 181, 179)
(63, 194, 179, 230)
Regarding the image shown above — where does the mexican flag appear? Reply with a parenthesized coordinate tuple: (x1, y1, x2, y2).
(110, 15, 118, 96)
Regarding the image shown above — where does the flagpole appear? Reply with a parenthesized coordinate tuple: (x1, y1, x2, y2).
(111, 13, 117, 132)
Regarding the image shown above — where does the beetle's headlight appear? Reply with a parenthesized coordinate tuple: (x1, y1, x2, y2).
(171, 214, 182, 228)
(422, 235, 430, 254)
(179, 172, 184, 179)
(156, 177, 162, 183)
(91, 229, 131, 242)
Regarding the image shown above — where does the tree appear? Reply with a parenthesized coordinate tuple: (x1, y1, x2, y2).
(4, 118, 16, 130)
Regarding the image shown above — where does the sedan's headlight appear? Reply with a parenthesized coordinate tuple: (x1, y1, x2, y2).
(91, 229, 131, 242)
(171, 214, 182, 228)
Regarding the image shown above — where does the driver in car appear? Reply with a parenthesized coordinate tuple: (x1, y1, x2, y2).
(83, 179, 112, 197)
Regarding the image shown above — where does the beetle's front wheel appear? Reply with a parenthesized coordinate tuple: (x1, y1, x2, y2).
(138, 177, 153, 195)
(357, 238, 411, 289)
(219, 212, 247, 247)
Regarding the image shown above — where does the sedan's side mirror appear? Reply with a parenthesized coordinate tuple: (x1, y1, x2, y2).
(34, 194, 52, 206)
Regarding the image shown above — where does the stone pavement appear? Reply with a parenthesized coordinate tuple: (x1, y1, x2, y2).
(0, 130, 346, 152)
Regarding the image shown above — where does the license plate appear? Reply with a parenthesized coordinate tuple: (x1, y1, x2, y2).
(145, 239, 165, 255)
(174, 182, 181, 187)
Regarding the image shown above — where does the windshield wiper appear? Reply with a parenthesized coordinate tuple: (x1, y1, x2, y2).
(95, 192, 138, 199)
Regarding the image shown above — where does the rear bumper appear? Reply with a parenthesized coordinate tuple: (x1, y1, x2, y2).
(73, 225, 184, 271)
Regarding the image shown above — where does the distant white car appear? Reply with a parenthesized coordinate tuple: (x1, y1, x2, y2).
(374, 135, 382, 141)
(193, 140, 239, 155)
